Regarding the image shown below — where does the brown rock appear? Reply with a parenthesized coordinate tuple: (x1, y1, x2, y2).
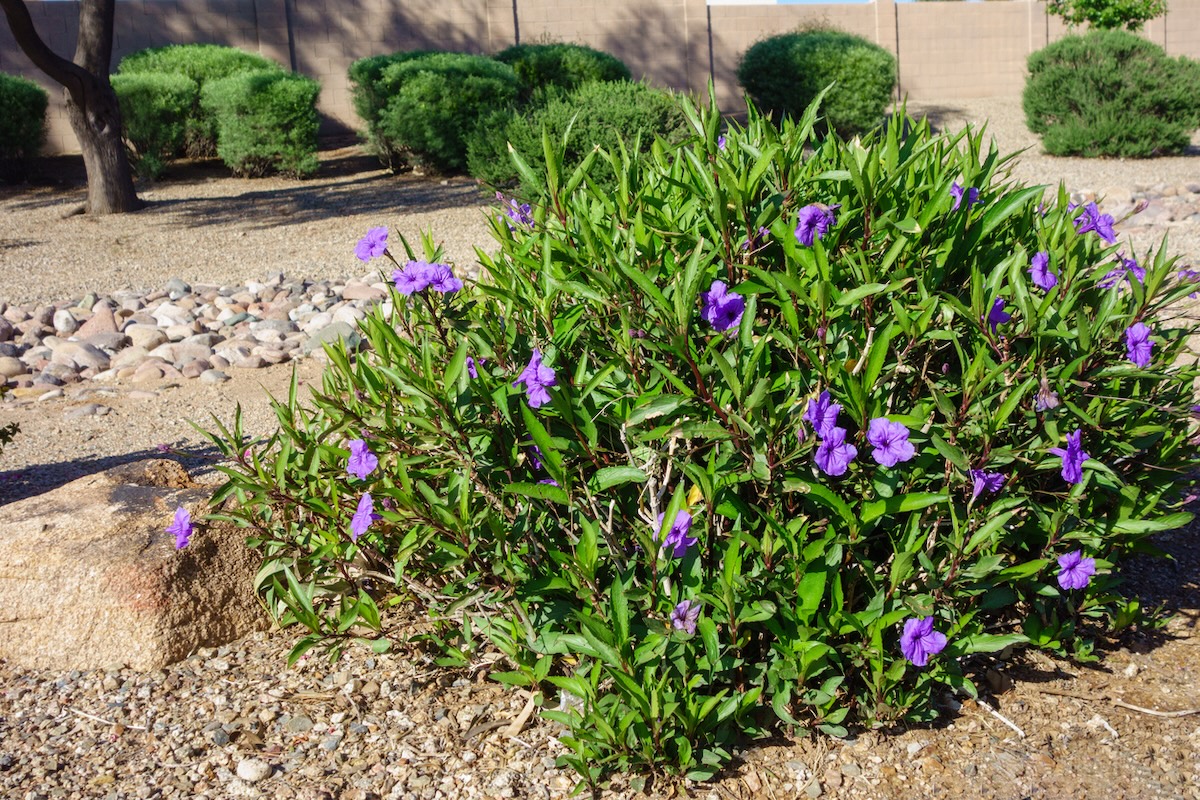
(0, 460, 268, 671)
(76, 303, 119, 337)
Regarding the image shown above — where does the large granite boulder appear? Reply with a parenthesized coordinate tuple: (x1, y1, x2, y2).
(0, 459, 268, 670)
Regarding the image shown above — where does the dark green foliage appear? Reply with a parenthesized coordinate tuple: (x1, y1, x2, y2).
(465, 80, 691, 193)
(1024, 30, 1200, 158)
(118, 44, 285, 158)
(200, 70, 320, 178)
(737, 29, 896, 137)
(111, 73, 199, 179)
(0, 72, 47, 164)
(494, 42, 631, 101)
(347, 50, 438, 166)
(368, 53, 520, 173)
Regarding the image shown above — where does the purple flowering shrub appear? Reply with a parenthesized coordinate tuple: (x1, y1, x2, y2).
(205, 92, 1200, 787)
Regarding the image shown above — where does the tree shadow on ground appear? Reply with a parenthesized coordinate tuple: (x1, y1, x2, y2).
(0, 441, 226, 505)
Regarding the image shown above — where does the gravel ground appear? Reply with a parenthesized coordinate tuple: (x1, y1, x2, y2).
(1, 97, 1199, 799)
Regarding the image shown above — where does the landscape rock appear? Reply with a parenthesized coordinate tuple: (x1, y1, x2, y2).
(0, 460, 267, 671)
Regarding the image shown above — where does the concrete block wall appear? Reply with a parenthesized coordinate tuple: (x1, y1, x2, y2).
(5, 0, 1200, 155)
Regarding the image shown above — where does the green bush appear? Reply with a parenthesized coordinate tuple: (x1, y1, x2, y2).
(1024, 30, 1200, 158)
(737, 29, 896, 137)
(111, 73, 199, 179)
(347, 50, 438, 168)
(466, 80, 691, 194)
(368, 53, 520, 173)
(200, 70, 320, 178)
(118, 44, 285, 157)
(0, 72, 47, 163)
(494, 42, 631, 101)
(205, 95, 1199, 788)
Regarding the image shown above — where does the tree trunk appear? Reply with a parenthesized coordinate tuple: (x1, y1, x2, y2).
(0, 0, 142, 214)
(67, 76, 143, 214)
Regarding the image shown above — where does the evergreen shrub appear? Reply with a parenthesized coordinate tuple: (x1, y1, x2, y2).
(494, 42, 631, 100)
(370, 53, 520, 173)
(200, 70, 320, 178)
(1024, 30, 1200, 158)
(118, 44, 285, 157)
(737, 29, 895, 137)
(466, 80, 690, 193)
(111, 73, 200, 179)
(205, 94, 1199, 787)
(0, 72, 47, 164)
(347, 50, 438, 168)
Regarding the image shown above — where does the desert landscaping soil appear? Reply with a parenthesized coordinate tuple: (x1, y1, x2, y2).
(0, 97, 1198, 799)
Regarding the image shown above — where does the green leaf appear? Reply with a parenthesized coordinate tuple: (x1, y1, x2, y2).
(956, 633, 1029, 655)
(861, 492, 948, 525)
(589, 466, 647, 493)
(503, 481, 570, 505)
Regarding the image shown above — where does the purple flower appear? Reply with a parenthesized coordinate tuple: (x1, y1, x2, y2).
(1029, 251, 1057, 291)
(655, 510, 698, 559)
(1098, 253, 1145, 289)
(1177, 267, 1200, 299)
(1074, 202, 1117, 244)
(717, 135, 727, 151)
(900, 617, 947, 667)
(700, 280, 746, 332)
(512, 348, 557, 409)
(392, 261, 433, 296)
(346, 439, 379, 481)
(1056, 550, 1096, 590)
(1125, 322, 1153, 368)
(866, 418, 915, 467)
(537, 478, 560, 487)
(496, 192, 533, 229)
(527, 445, 544, 471)
(355, 227, 389, 262)
(1049, 429, 1090, 485)
(1036, 375, 1060, 412)
(970, 469, 1006, 500)
(794, 204, 838, 246)
(466, 357, 478, 379)
(670, 600, 702, 635)
(425, 263, 463, 294)
(986, 298, 1011, 335)
(950, 182, 979, 211)
(350, 492, 378, 541)
(814, 426, 857, 477)
(168, 506, 194, 550)
(804, 391, 842, 439)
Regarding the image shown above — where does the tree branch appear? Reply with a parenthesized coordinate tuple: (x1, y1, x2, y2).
(0, 0, 91, 102)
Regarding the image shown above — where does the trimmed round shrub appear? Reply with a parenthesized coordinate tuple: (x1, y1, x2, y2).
(200, 70, 320, 178)
(118, 44, 285, 157)
(466, 80, 691, 194)
(1024, 30, 1200, 158)
(494, 42, 631, 100)
(112, 72, 200, 179)
(0, 72, 48, 163)
(372, 53, 520, 173)
(347, 50, 439, 166)
(206, 95, 1200, 785)
(737, 29, 896, 137)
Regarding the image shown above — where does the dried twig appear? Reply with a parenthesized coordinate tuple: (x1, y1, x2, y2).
(975, 698, 1025, 738)
(1111, 699, 1200, 718)
(66, 706, 148, 731)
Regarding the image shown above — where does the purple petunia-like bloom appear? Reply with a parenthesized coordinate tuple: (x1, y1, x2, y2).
(950, 182, 979, 212)
(986, 298, 1011, 335)
(513, 348, 557, 409)
(496, 192, 533, 229)
(670, 600, 702, 635)
(1029, 251, 1058, 291)
(655, 510, 698, 559)
(701, 280, 746, 332)
(866, 418, 915, 467)
(1125, 322, 1153, 368)
(900, 617, 948, 667)
(804, 391, 842, 439)
(970, 469, 1006, 500)
(355, 227, 388, 262)
(1074, 202, 1117, 244)
(1049, 429, 1090, 485)
(794, 204, 838, 246)
(347, 439, 379, 481)
(350, 493, 378, 541)
(466, 356, 480, 379)
(717, 135, 727, 151)
(1178, 267, 1200, 299)
(426, 263, 463, 294)
(393, 261, 462, 296)
(1056, 550, 1096, 590)
(1098, 253, 1146, 289)
(168, 505, 194, 549)
(815, 427, 857, 477)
